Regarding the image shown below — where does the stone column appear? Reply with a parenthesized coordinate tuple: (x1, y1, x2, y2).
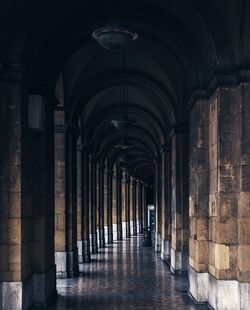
(129, 179, 134, 235)
(143, 185, 149, 228)
(54, 118, 79, 278)
(188, 85, 250, 309)
(161, 146, 172, 263)
(107, 169, 113, 243)
(170, 125, 189, 274)
(30, 92, 56, 305)
(98, 165, 105, 248)
(137, 181, 143, 234)
(112, 169, 117, 241)
(125, 174, 131, 238)
(80, 145, 90, 264)
(121, 171, 126, 238)
(142, 183, 145, 232)
(155, 157, 162, 252)
(0, 66, 56, 309)
(77, 140, 82, 263)
(188, 99, 209, 302)
(132, 179, 138, 235)
(90, 156, 98, 254)
(116, 167, 123, 241)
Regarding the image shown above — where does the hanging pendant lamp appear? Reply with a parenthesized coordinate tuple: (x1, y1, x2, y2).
(92, 20, 138, 50)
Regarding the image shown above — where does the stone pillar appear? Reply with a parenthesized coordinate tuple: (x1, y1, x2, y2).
(112, 168, 117, 241)
(77, 140, 83, 263)
(144, 185, 149, 228)
(170, 125, 189, 274)
(0, 66, 56, 309)
(129, 179, 134, 235)
(98, 165, 105, 248)
(137, 181, 143, 234)
(189, 85, 250, 310)
(107, 169, 113, 243)
(188, 99, 209, 302)
(142, 183, 146, 229)
(90, 156, 98, 254)
(125, 174, 131, 238)
(54, 118, 79, 278)
(116, 167, 123, 241)
(80, 145, 90, 264)
(161, 146, 172, 263)
(155, 157, 162, 252)
(121, 171, 126, 238)
(132, 179, 137, 235)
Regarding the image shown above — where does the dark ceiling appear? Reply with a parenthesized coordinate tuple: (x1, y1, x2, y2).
(1, 0, 249, 184)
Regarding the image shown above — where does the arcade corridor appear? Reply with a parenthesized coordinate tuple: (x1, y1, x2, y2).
(43, 237, 208, 310)
(1, 1, 250, 310)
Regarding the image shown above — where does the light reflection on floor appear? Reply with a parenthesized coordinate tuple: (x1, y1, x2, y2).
(42, 237, 208, 310)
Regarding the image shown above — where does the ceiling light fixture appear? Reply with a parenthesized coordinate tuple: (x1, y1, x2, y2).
(92, 21, 138, 50)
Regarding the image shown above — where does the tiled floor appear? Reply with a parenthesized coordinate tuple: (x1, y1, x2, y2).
(45, 237, 208, 310)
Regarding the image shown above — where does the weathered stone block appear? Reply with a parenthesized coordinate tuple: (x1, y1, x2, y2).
(239, 192, 250, 217)
(239, 218, 250, 245)
(239, 245, 250, 272)
(214, 243, 230, 270)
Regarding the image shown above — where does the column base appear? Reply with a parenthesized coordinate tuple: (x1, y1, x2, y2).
(0, 266, 57, 310)
(155, 233, 161, 252)
(160, 239, 171, 264)
(137, 220, 143, 234)
(78, 240, 83, 263)
(105, 225, 113, 244)
(130, 220, 134, 235)
(78, 240, 90, 263)
(117, 223, 123, 241)
(113, 223, 118, 241)
(126, 221, 130, 238)
(98, 229, 105, 248)
(91, 233, 98, 254)
(33, 265, 57, 306)
(170, 248, 188, 274)
(122, 221, 128, 238)
(188, 265, 250, 310)
(55, 250, 79, 278)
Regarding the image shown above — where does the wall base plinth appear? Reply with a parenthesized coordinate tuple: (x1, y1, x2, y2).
(1, 266, 57, 310)
(155, 233, 161, 252)
(188, 265, 250, 310)
(55, 250, 78, 278)
(170, 248, 188, 274)
(160, 239, 171, 264)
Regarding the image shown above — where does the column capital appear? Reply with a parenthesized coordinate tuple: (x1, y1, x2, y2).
(99, 164, 106, 171)
(125, 175, 131, 184)
(77, 143, 90, 152)
(104, 169, 113, 176)
(170, 123, 189, 138)
(0, 63, 26, 82)
(154, 156, 162, 165)
(132, 178, 138, 185)
(89, 155, 97, 164)
(161, 143, 171, 154)
(54, 124, 79, 136)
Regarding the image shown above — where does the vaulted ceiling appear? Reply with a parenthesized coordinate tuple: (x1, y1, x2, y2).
(1, 0, 249, 184)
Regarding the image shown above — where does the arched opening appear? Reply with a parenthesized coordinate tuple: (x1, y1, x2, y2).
(1, 1, 250, 309)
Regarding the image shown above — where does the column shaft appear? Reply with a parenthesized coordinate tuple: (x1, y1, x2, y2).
(90, 158, 98, 254)
(98, 166, 105, 248)
(80, 145, 90, 263)
(170, 126, 189, 274)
